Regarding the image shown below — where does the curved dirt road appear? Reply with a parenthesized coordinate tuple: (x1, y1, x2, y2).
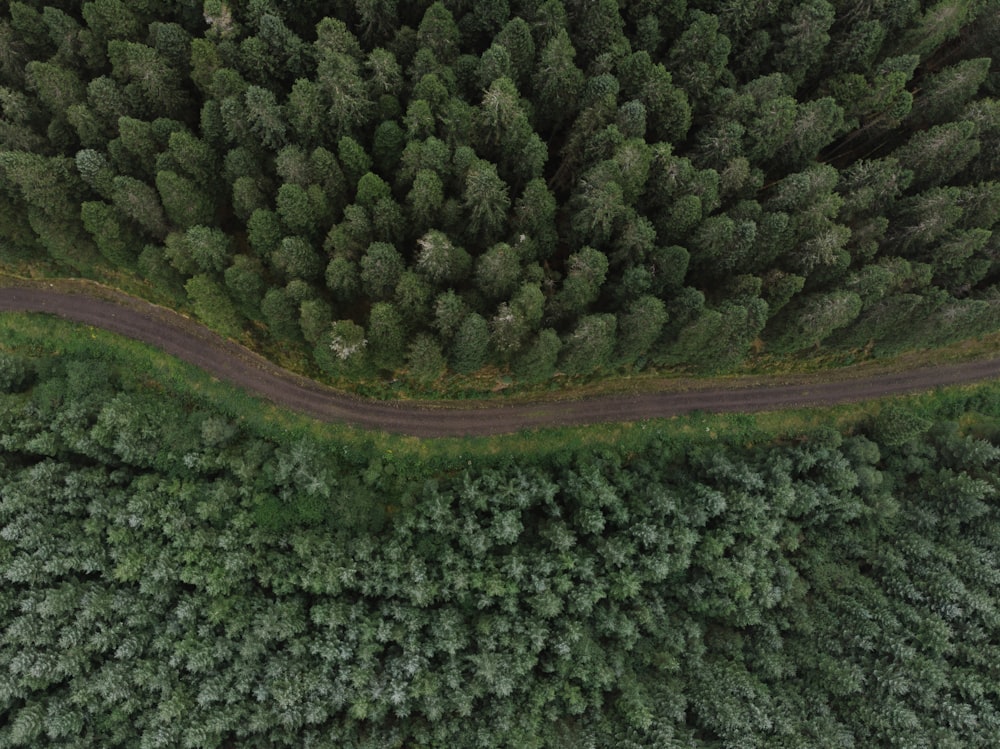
(2, 284, 999, 437)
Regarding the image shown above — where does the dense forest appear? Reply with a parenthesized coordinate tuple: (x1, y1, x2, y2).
(1, 0, 1000, 386)
(2, 346, 1000, 746)
(6, 2, 1000, 746)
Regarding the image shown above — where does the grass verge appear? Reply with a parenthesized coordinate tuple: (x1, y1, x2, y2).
(4, 311, 1000, 469)
(6, 263, 1000, 405)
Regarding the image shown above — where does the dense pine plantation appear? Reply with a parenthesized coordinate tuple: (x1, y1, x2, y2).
(1, 1, 1000, 384)
(1, 350, 1000, 746)
(5, 2, 1000, 747)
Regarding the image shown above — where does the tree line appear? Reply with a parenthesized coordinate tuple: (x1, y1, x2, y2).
(2, 347, 1000, 746)
(1, 0, 999, 388)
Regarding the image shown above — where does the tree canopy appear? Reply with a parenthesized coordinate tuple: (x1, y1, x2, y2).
(2, 0, 1000, 391)
(2, 347, 1000, 746)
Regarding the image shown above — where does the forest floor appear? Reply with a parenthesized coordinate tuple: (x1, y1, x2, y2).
(2, 279, 1000, 438)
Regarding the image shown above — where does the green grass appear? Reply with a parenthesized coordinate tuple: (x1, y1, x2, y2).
(0, 247, 188, 310)
(8, 259, 1000, 406)
(4, 311, 1000, 470)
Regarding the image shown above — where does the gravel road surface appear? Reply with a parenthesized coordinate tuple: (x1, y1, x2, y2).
(2, 285, 998, 437)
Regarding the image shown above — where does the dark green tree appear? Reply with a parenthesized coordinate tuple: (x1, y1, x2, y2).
(185, 274, 243, 337)
(475, 242, 522, 301)
(314, 319, 369, 376)
(907, 57, 991, 128)
(532, 28, 585, 130)
(111, 175, 168, 239)
(494, 17, 535, 88)
(231, 175, 269, 221)
(273, 235, 323, 280)
(416, 3, 460, 64)
(224, 254, 265, 307)
(242, 84, 287, 150)
(261, 285, 302, 340)
(767, 291, 863, 353)
(360, 241, 405, 299)
(367, 301, 407, 370)
(549, 246, 609, 320)
(451, 312, 490, 373)
(416, 229, 473, 285)
(463, 158, 510, 243)
(616, 295, 668, 365)
(155, 170, 214, 228)
(406, 168, 444, 234)
(325, 255, 361, 305)
(338, 135, 373, 188)
(25, 60, 86, 116)
(891, 120, 980, 189)
(771, 0, 834, 87)
(247, 208, 284, 257)
(80, 201, 141, 268)
(559, 314, 617, 375)
(394, 270, 434, 324)
(286, 77, 327, 145)
(667, 11, 732, 110)
(433, 289, 469, 341)
(300, 298, 333, 345)
(372, 119, 405, 175)
(325, 203, 372, 258)
(106, 40, 190, 119)
(277, 182, 328, 237)
(512, 328, 561, 382)
(407, 333, 447, 383)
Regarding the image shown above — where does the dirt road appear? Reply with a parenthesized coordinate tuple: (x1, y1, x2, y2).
(2, 284, 998, 437)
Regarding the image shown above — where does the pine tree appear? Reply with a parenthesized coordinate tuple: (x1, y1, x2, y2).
(368, 301, 407, 370)
(451, 312, 490, 373)
(315, 319, 368, 376)
(416, 230, 472, 286)
(185, 274, 243, 337)
(360, 241, 405, 299)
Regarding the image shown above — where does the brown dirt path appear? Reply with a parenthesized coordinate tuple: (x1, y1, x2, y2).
(2, 283, 999, 438)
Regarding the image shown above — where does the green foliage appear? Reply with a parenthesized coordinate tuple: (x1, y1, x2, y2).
(6, 346, 1000, 747)
(272, 235, 323, 280)
(111, 175, 169, 239)
(80, 200, 141, 267)
(261, 286, 301, 340)
(871, 403, 933, 446)
(550, 246, 608, 320)
(299, 297, 332, 345)
(4, 0, 1000, 388)
(416, 229, 472, 285)
(0, 351, 34, 392)
(184, 273, 243, 337)
(406, 332, 447, 383)
(156, 171, 215, 228)
(559, 313, 616, 375)
(533, 28, 584, 130)
(767, 291, 862, 353)
(892, 120, 981, 189)
(616, 295, 667, 364)
(276, 181, 327, 236)
(512, 327, 561, 382)
(314, 319, 368, 376)
(451, 311, 490, 373)
(325, 255, 361, 304)
(360, 241, 405, 299)
(246, 208, 284, 257)
(367, 300, 406, 369)
(225, 253, 265, 306)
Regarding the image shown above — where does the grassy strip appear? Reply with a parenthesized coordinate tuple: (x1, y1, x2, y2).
(0, 250, 188, 310)
(4, 311, 1000, 469)
(7, 263, 1000, 404)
